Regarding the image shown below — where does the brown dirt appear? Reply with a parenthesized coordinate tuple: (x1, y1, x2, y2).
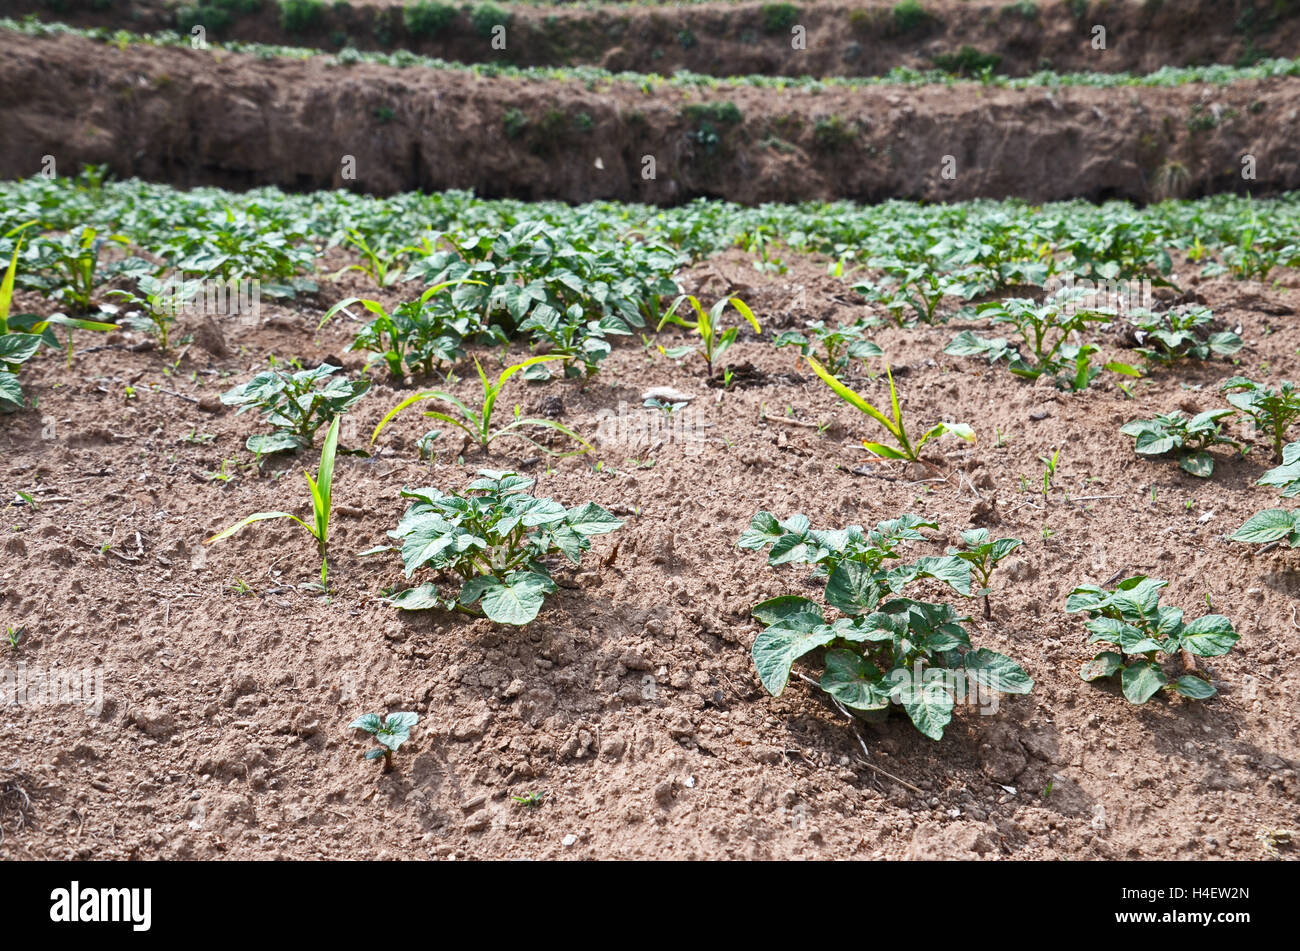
(3, 28, 1300, 204)
(15, 0, 1300, 80)
(1, 249, 1298, 860)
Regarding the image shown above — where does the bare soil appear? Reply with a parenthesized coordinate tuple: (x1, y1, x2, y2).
(1, 250, 1298, 860)
(3, 29, 1300, 204)
(15, 0, 1300, 80)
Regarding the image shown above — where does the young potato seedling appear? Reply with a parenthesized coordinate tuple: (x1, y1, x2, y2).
(205, 416, 340, 589)
(945, 286, 1139, 389)
(519, 304, 630, 379)
(371, 355, 588, 456)
(1231, 441, 1300, 548)
(805, 357, 973, 463)
(1221, 376, 1300, 460)
(1119, 408, 1237, 478)
(375, 470, 622, 625)
(320, 279, 484, 379)
(1, 229, 116, 410)
(350, 712, 419, 770)
(853, 263, 958, 326)
(1129, 306, 1243, 366)
(773, 319, 882, 374)
(946, 529, 1023, 619)
(221, 362, 370, 456)
(22, 226, 150, 313)
(1067, 575, 1238, 704)
(657, 294, 760, 378)
(107, 274, 203, 352)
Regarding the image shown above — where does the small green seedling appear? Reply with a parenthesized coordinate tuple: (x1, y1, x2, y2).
(511, 791, 547, 808)
(1067, 575, 1238, 704)
(806, 357, 973, 462)
(1039, 449, 1060, 494)
(657, 294, 760, 378)
(221, 362, 370, 455)
(320, 280, 484, 379)
(644, 397, 685, 415)
(773, 319, 881, 374)
(107, 274, 202, 352)
(1255, 440, 1300, 498)
(350, 711, 419, 770)
(947, 529, 1023, 619)
(1231, 443, 1300, 548)
(206, 417, 340, 589)
(1221, 376, 1300, 460)
(332, 228, 421, 288)
(372, 355, 588, 455)
(5, 625, 21, 651)
(1119, 409, 1236, 477)
(1129, 306, 1243, 365)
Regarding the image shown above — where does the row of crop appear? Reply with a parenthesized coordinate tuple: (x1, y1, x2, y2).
(3, 173, 1300, 297)
(3, 224, 1295, 756)
(8, 15, 1300, 92)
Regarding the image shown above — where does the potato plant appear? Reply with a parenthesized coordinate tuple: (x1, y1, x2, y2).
(22, 226, 150, 313)
(221, 363, 370, 456)
(946, 529, 1022, 619)
(1129, 306, 1242, 365)
(773, 319, 881, 374)
(853, 263, 959, 326)
(1119, 408, 1237, 477)
(107, 274, 203, 352)
(376, 470, 622, 625)
(1221, 376, 1300, 460)
(320, 280, 483, 379)
(738, 511, 972, 596)
(1, 231, 115, 410)
(741, 512, 1032, 740)
(1067, 575, 1238, 704)
(806, 358, 973, 462)
(945, 286, 1139, 390)
(519, 304, 630, 379)
(350, 712, 419, 770)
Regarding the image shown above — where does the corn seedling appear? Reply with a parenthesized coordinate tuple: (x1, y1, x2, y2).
(372, 355, 589, 455)
(657, 294, 760, 378)
(1068, 575, 1237, 703)
(206, 416, 340, 589)
(332, 229, 421, 288)
(350, 712, 419, 770)
(1120, 409, 1237, 477)
(371, 470, 622, 625)
(806, 357, 973, 462)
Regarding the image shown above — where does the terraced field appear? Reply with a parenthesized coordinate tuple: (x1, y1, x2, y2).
(0, 1, 1297, 863)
